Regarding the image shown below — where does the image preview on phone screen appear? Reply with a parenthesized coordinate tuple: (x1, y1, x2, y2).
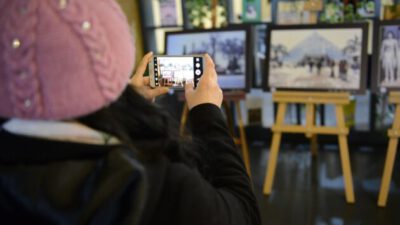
(153, 56, 203, 88)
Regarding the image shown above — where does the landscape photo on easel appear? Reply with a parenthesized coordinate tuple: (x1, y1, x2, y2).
(267, 25, 366, 91)
(166, 29, 248, 90)
(375, 23, 400, 90)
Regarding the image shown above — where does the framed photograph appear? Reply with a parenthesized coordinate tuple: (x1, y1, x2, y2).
(165, 26, 252, 91)
(276, 1, 303, 25)
(182, 0, 228, 29)
(276, 0, 322, 25)
(253, 23, 268, 88)
(382, 2, 400, 21)
(159, 0, 178, 26)
(230, 0, 271, 24)
(355, 0, 377, 19)
(319, 0, 378, 23)
(140, 0, 183, 27)
(263, 23, 369, 93)
(372, 20, 400, 92)
(242, 0, 262, 22)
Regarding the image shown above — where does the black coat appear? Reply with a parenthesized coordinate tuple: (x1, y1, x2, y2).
(0, 104, 261, 225)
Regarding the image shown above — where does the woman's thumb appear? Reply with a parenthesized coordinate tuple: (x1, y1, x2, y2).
(185, 81, 194, 96)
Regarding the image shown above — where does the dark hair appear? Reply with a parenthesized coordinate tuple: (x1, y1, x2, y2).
(77, 87, 204, 169)
(0, 118, 6, 126)
(0, 118, 6, 130)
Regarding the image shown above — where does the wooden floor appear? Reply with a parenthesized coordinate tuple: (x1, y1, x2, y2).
(249, 144, 400, 225)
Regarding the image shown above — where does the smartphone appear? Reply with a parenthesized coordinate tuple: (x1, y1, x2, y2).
(149, 55, 204, 89)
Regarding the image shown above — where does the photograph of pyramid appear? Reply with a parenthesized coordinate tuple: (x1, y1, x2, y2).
(267, 26, 366, 91)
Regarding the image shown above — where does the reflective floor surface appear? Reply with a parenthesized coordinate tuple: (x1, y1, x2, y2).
(249, 144, 400, 225)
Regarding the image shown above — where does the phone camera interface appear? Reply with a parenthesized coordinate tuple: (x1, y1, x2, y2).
(154, 56, 203, 88)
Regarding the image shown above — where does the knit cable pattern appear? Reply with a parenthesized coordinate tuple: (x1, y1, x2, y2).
(2, 0, 43, 118)
(0, 0, 7, 12)
(49, 0, 123, 101)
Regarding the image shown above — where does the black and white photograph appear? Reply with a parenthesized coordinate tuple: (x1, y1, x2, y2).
(165, 28, 250, 90)
(266, 24, 368, 92)
(374, 22, 400, 91)
(254, 24, 267, 87)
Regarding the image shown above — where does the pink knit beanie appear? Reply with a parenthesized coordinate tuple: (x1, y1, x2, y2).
(0, 0, 135, 120)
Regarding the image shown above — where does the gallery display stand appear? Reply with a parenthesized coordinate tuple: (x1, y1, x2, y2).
(179, 91, 251, 177)
(263, 91, 355, 203)
(378, 92, 400, 207)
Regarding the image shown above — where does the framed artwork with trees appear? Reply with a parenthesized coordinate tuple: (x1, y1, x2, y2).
(165, 26, 252, 91)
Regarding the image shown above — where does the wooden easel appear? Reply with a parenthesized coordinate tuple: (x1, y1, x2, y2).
(378, 92, 400, 207)
(263, 91, 355, 203)
(179, 91, 251, 177)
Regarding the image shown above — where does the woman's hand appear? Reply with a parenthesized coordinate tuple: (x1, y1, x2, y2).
(130, 52, 169, 101)
(185, 54, 223, 110)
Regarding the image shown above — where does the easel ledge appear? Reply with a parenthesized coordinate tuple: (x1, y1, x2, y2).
(272, 91, 350, 104)
(176, 90, 247, 102)
(388, 91, 400, 104)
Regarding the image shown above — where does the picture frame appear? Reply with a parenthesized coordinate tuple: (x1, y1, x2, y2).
(242, 0, 262, 22)
(275, 0, 322, 25)
(263, 23, 369, 94)
(372, 20, 400, 92)
(159, 0, 179, 26)
(164, 25, 253, 91)
(275, 0, 304, 25)
(252, 23, 268, 88)
(319, 0, 378, 23)
(140, 0, 183, 28)
(181, 0, 229, 29)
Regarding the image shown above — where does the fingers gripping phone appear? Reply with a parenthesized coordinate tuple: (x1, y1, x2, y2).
(149, 55, 204, 89)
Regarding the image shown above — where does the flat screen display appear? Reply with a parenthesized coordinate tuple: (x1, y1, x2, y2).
(152, 56, 203, 88)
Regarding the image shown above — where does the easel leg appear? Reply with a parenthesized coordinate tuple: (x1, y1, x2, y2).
(263, 103, 286, 195)
(222, 101, 235, 136)
(311, 135, 318, 156)
(337, 134, 355, 203)
(378, 103, 400, 207)
(263, 132, 282, 195)
(336, 105, 355, 203)
(378, 137, 399, 207)
(180, 103, 189, 136)
(305, 103, 318, 156)
(235, 101, 251, 177)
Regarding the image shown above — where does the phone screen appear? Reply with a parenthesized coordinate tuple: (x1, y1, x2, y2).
(152, 56, 204, 88)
